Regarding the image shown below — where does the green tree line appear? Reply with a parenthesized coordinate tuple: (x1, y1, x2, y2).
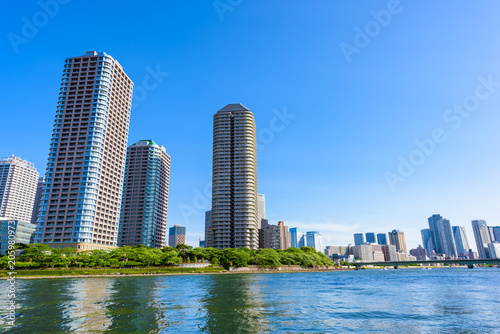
(0, 244, 333, 270)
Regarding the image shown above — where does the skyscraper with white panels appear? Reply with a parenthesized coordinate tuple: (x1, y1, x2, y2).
(35, 51, 133, 251)
(0, 156, 39, 222)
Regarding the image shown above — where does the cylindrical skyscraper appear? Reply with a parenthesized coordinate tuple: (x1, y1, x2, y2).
(211, 103, 258, 249)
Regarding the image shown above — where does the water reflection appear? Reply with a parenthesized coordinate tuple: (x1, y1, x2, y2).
(65, 278, 113, 332)
(200, 274, 268, 333)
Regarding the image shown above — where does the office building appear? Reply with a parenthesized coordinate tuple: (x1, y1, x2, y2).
(452, 226, 470, 257)
(365, 232, 376, 244)
(257, 194, 265, 229)
(354, 233, 365, 246)
(487, 242, 500, 259)
(420, 228, 434, 257)
(428, 214, 444, 254)
(0, 156, 39, 222)
(0, 219, 37, 255)
(289, 227, 304, 248)
(436, 218, 457, 257)
(352, 244, 374, 261)
(306, 231, 322, 252)
(169, 225, 186, 247)
(31, 177, 45, 225)
(492, 227, 500, 242)
(381, 244, 397, 261)
(472, 220, 492, 259)
(211, 103, 258, 249)
(118, 140, 170, 248)
(259, 219, 280, 249)
(35, 51, 133, 251)
(409, 245, 427, 261)
(325, 245, 350, 257)
(388, 230, 407, 254)
(204, 210, 212, 248)
(377, 233, 388, 245)
(278, 221, 291, 250)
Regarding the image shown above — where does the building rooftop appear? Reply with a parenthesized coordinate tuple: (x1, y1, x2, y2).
(218, 103, 249, 112)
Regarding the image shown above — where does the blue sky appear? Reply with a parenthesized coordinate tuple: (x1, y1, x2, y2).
(1, 1, 500, 250)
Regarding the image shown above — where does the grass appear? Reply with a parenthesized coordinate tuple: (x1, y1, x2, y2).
(0, 266, 224, 278)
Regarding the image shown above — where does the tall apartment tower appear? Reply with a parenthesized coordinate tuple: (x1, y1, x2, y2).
(421, 228, 434, 257)
(452, 226, 470, 257)
(388, 230, 407, 254)
(211, 103, 258, 249)
(472, 220, 491, 259)
(35, 51, 133, 250)
(0, 156, 39, 222)
(257, 194, 265, 229)
(289, 227, 304, 248)
(118, 140, 170, 248)
(428, 214, 444, 254)
(436, 218, 458, 257)
(31, 177, 45, 225)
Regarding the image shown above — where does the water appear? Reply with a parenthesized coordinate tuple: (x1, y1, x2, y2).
(1, 268, 499, 333)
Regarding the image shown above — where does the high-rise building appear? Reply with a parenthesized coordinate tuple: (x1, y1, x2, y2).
(436, 218, 457, 257)
(0, 156, 39, 222)
(204, 210, 212, 248)
(306, 231, 322, 252)
(452, 226, 470, 257)
(278, 221, 291, 250)
(492, 227, 500, 242)
(169, 225, 186, 247)
(289, 227, 304, 248)
(31, 177, 45, 225)
(259, 219, 280, 249)
(365, 232, 376, 244)
(354, 233, 365, 246)
(35, 51, 133, 251)
(211, 103, 258, 249)
(421, 228, 434, 257)
(0, 219, 36, 255)
(472, 220, 492, 259)
(118, 140, 170, 248)
(257, 194, 265, 229)
(487, 242, 500, 259)
(381, 244, 397, 261)
(428, 214, 444, 254)
(388, 230, 407, 254)
(377, 233, 388, 245)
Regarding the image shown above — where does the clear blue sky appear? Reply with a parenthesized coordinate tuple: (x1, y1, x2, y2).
(1, 1, 500, 250)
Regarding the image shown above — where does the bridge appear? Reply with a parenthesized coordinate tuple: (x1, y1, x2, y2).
(353, 259, 500, 270)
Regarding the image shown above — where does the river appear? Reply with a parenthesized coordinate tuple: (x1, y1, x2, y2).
(1, 267, 499, 333)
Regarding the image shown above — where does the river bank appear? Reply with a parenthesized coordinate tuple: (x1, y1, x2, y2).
(1, 265, 349, 279)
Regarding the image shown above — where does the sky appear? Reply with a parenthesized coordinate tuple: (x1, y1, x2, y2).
(1, 1, 500, 251)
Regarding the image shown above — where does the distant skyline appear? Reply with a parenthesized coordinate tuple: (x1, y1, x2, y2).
(2, 1, 500, 250)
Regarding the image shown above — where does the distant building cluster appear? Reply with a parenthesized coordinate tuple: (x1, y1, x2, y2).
(326, 230, 412, 263)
